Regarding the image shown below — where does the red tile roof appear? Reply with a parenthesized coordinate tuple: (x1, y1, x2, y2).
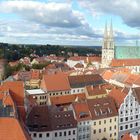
(124, 74, 139, 86)
(111, 59, 140, 67)
(121, 133, 133, 140)
(41, 72, 70, 92)
(87, 97, 118, 120)
(72, 102, 91, 121)
(0, 81, 24, 106)
(102, 70, 114, 80)
(50, 93, 86, 105)
(133, 76, 140, 86)
(0, 118, 30, 140)
(108, 88, 128, 108)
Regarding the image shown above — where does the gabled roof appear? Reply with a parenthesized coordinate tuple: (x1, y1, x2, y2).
(27, 105, 77, 132)
(0, 81, 24, 106)
(108, 88, 128, 108)
(72, 101, 91, 121)
(133, 76, 140, 86)
(102, 70, 114, 81)
(124, 74, 139, 86)
(87, 97, 118, 120)
(50, 93, 86, 105)
(0, 118, 31, 140)
(68, 74, 105, 88)
(132, 87, 140, 104)
(41, 73, 70, 92)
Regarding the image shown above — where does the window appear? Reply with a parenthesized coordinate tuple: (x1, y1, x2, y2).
(136, 115, 138, 119)
(64, 131, 66, 136)
(33, 133, 36, 137)
(130, 124, 133, 128)
(110, 127, 112, 130)
(114, 125, 116, 129)
(93, 130, 96, 134)
(114, 118, 117, 121)
(120, 118, 123, 122)
(125, 125, 128, 129)
(125, 117, 128, 121)
(120, 126, 123, 130)
(39, 133, 42, 138)
(104, 120, 106, 124)
(104, 128, 106, 132)
(46, 133, 49, 137)
(59, 132, 62, 136)
(136, 122, 138, 126)
(68, 131, 71, 135)
(55, 132, 57, 137)
(110, 134, 112, 137)
(99, 121, 101, 125)
(73, 130, 75, 135)
(114, 132, 116, 136)
(110, 119, 112, 122)
(99, 129, 101, 133)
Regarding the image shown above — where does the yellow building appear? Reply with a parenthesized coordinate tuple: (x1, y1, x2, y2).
(87, 97, 118, 140)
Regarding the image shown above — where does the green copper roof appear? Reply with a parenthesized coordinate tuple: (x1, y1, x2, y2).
(115, 46, 140, 59)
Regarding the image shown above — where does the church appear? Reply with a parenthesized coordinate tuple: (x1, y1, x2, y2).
(101, 22, 140, 72)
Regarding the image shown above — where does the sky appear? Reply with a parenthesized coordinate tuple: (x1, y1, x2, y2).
(0, 0, 140, 46)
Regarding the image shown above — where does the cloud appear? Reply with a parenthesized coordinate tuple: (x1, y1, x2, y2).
(0, 1, 83, 28)
(77, 0, 140, 28)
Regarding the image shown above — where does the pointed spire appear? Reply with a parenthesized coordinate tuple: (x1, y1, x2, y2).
(104, 21, 108, 38)
(110, 19, 113, 39)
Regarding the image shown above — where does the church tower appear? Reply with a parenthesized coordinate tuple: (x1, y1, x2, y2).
(101, 21, 115, 68)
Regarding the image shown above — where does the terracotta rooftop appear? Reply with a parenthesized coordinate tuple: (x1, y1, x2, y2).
(86, 85, 107, 96)
(41, 72, 70, 92)
(121, 133, 133, 140)
(132, 87, 140, 104)
(111, 59, 140, 67)
(50, 93, 86, 105)
(108, 88, 128, 108)
(124, 74, 139, 86)
(0, 118, 31, 140)
(0, 81, 24, 106)
(72, 101, 91, 121)
(133, 76, 140, 86)
(102, 70, 114, 81)
(87, 97, 118, 120)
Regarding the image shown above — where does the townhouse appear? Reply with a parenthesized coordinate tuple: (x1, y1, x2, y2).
(68, 74, 105, 94)
(40, 72, 71, 96)
(87, 97, 119, 140)
(72, 101, 92, 140)
(27, 105, 77, 140)
(109, 87, 140, 139)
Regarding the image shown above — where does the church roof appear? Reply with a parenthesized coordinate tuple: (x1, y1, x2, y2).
(115, 46, 140, 59)
(110, 59, 140, 67)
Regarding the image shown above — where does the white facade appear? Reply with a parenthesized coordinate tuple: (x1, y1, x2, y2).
(71, 87, 85, 94)
(67, 60, 85, 68)
(118, 88, 140, 139)
(101, 22, 115, 68)
(77, 121, 91, 140)
(30, 128, 77, 140)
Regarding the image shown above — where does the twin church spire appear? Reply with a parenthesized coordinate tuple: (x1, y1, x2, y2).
(101, 20, 115, 68)
(104, 21, 113, 40)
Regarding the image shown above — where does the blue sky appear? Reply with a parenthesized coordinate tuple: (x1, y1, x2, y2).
(0, 0, 140, 46)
